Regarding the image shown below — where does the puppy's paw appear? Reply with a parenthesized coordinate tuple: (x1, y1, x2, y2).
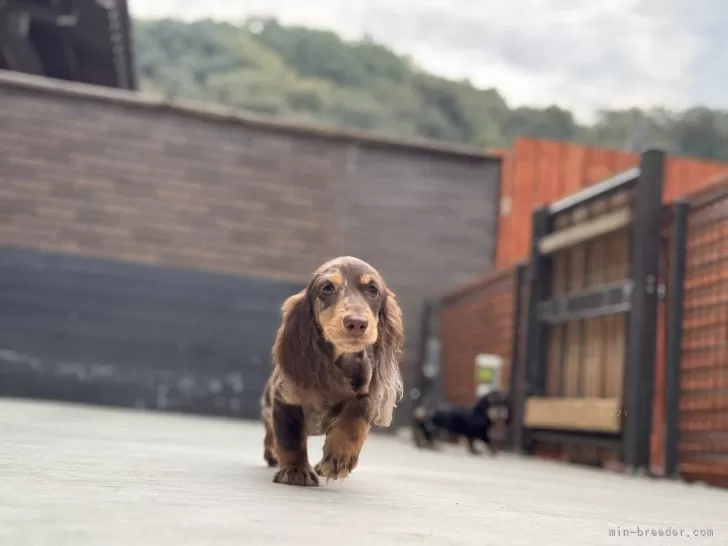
(264, 449, 279, 468)
(314, 452, 359, 480)
(273, 465, 319, 487)
(315, 435, 361, 480)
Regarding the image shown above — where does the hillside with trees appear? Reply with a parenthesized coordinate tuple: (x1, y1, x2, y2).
(132, 17, 728, 161)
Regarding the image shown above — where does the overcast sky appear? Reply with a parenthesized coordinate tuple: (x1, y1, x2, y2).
(128, 0, 726, 122)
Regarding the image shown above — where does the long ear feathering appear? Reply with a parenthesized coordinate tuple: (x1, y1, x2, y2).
(371, 289, 405, 426)
(271, 289, 327, 393)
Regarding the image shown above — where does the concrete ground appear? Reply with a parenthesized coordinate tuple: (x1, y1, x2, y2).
(0, 399, 726, 546)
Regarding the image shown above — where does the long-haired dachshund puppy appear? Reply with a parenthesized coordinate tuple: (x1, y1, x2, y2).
(413, 390, 511, 455)
(260, 256, 405, 487)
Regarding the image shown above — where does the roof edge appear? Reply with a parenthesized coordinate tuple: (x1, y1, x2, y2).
(0, 69, 500, 161)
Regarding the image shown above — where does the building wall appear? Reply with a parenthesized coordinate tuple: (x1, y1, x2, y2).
(0, 71, 502, 426)
(0, 82, 344, 281)
(0, 245, 302, 419)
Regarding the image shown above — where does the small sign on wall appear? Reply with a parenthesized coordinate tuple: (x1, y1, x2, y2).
(475, 353, 503, 397)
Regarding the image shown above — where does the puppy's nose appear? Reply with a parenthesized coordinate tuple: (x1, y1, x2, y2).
(343, 315, 369, 333)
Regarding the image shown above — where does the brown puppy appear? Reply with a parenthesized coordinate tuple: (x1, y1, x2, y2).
(260, 256, 404, 486)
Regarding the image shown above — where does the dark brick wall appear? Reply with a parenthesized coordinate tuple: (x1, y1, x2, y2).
(0, 72, 501, 426)
(0, 84, 344, 281)
(0, 246, 302, 419)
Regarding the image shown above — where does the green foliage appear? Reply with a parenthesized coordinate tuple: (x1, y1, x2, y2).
(132, 17, 728, 161)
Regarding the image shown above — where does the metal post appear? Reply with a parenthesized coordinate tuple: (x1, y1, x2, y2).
(623, 149, 665, 471)
(517, 207, 550, 453)
(508, 263, 526, 450)
(664, 202, 688, 478)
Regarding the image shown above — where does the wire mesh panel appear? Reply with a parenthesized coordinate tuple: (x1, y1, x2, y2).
(678, 189, 728, 482)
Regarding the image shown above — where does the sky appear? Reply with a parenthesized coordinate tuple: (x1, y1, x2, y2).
(128, 0, 727, 123)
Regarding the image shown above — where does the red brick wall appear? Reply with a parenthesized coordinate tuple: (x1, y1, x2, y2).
(440, 265, 523, 405)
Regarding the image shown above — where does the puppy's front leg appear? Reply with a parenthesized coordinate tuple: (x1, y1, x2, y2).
(315, 395, 372, 480)
(272, 397, 319, 487)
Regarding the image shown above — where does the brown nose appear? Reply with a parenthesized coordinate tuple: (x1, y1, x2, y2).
(343, 315, 369, 333)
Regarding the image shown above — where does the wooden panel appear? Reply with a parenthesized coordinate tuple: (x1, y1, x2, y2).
(664, 157, 728, 202)
(584, 200, 608, 400)
(524, 397, 622, 433)
(543, 197, 631, 404)
(538, 208, 632, 254)
(564, 218, 586, 397)
(495, 137, 728, 269)
(512, 139, 538, 269)
(538, 140, 565, 204)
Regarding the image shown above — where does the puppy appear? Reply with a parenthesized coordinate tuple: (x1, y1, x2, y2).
(413, 390, 511, 455)
(260, 256, 404, 486)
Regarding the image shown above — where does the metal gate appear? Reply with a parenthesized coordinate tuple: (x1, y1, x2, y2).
(516, 150, 666, 471)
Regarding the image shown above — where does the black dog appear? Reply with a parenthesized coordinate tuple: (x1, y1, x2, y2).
(412, 390, 511, 455)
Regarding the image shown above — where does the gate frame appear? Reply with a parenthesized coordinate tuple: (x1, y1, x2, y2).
(663, 201, 688, 478)
(508, 262, 528, 451)
(515, 149, 666, 471)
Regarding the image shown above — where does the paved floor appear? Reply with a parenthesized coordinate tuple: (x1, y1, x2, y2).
(0, 398, 726, 546)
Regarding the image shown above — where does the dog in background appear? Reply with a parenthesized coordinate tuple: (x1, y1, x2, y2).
(413, 390, 511, 455)
(260, 256, 404, 487)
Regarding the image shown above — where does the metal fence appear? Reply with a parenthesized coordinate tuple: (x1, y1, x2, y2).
(663, 177, 728, 486)
(416, 150, 728, 487)
(516, 151, 665, 471)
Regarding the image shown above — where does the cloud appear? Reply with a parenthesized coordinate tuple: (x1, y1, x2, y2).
(128, 0, 727, 122)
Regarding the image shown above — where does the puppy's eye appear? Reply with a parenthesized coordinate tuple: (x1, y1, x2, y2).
(365, 284, 380, 298)
(321, 282, 336, 297)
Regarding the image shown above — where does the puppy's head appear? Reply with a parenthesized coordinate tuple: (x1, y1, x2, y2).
(310, 256, 386, 356)
(272, 256, 403, 404)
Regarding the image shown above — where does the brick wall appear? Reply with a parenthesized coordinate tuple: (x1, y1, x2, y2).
(0, 71, 502, 425)
(0, 81, 345, 281)
(440, 265, 524, 406)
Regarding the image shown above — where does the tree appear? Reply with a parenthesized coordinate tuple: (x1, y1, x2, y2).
(131, 17, 728, 161)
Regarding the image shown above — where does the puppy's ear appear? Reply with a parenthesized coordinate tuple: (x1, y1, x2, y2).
(371, 289, 405, 426)
(272, 289, 324, 393)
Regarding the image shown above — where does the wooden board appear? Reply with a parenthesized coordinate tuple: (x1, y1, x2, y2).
(538, 208, 632, 254)
(524, 397, 622, 433)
